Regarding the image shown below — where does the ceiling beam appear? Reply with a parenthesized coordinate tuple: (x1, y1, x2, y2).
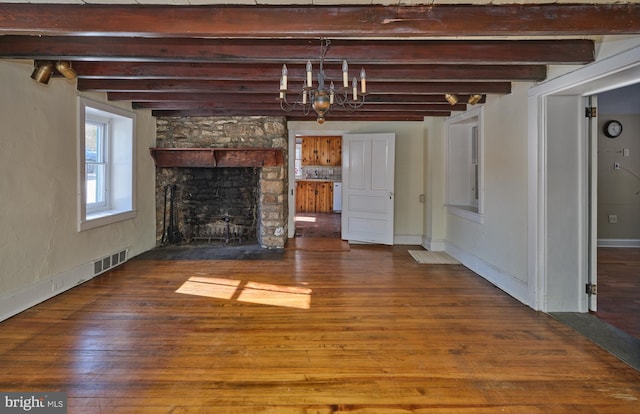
(74, 62, 547, 82)
(79, 79, 511, 95)
(0, 37, 594, 65)
(132, 101, 465, 112)
(1, 4, 639, 38)
(107, 92, 486, 105)
(150, 110, 444, 121)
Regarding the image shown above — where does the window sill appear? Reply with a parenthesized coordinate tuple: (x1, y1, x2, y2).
(80, 209, 136, 231)
(447, 204, 484, 224)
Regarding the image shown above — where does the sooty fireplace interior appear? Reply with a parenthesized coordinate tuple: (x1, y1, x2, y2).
(161, 167, 259, 246)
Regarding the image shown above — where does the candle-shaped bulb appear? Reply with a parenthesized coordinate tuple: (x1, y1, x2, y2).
(302, 79, 308, 104)
(342, 60, 349, 88)
(352, 76, 358, 100)
(360, 68, 367, 94)
(306, 60, 313, 89)
(281, 64, 288, 91)
(279, 77, 285, 99)
(329, 81, 335, 105)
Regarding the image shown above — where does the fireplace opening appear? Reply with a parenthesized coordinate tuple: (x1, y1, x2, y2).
(159, 167, 260, 246)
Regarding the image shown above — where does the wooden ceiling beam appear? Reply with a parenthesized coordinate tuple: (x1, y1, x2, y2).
(0, 37, 594, 65)
(150, 110, 443, 121)
(79, 79, 511, 94)
(75, 62, 546, 82)
(1, 4, 638, 37)
(107, 92, 486, 105)
(132, 101, 466, 112)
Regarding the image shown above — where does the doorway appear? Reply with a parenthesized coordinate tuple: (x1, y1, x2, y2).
(293, 135, 343, 238)
(530, 44, 640, 314)
(593, 83, 640, 339)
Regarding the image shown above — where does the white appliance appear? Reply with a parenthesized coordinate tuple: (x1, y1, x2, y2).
(333, 182, 342, 212)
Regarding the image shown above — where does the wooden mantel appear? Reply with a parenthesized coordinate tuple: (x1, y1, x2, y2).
(149, 148, 283, 168)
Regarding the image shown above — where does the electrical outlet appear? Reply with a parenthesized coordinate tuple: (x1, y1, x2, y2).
(608, 215, 617, 224)
(623, 148, 630, 157)
(614, 162, 620, 170)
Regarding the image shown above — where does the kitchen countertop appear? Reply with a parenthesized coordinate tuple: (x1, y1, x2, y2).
(296, 178, 339, 182)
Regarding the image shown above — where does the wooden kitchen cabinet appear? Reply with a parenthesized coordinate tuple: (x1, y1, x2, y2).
(301, 136, 342, 166)
(296, 181, 333, 213)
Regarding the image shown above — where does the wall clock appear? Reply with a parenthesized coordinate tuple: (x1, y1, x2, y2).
(604, 120, 623, 138)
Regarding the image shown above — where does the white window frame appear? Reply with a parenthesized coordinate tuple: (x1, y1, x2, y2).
(79, 97, 136, 231)
(445, 106, 484, 223)
(85, 116, 110, 213)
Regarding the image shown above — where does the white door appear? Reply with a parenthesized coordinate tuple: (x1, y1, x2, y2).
(342, 133, 395, 245)
(587, 96, 598, 312)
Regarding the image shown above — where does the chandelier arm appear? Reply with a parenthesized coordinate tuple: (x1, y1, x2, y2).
(278, 38, 367, 123)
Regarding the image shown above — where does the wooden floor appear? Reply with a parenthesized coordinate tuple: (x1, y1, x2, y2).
(596, 247, 640, 339)
(295, 212, 341, 238)
(1, 245, 639, 413)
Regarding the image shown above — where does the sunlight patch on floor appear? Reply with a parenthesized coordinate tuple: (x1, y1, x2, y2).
(176, 276, 312, 309)
(295, 216, 317, 223)
(176, 277, 241, 300)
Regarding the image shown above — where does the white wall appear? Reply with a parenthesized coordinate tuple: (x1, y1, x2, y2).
(431, 83, 532, 305)
(597, 111, 640, 243)
(423, 117, 446, 251)
(287, 121, 424, 244)
(0, 60, 157, 321)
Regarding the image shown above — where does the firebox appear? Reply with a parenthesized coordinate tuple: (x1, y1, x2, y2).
(160, 167, 259, 245)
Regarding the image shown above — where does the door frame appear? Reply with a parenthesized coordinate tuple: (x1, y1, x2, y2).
(528, 44, 640, 312)
(287, 128, 348, 239)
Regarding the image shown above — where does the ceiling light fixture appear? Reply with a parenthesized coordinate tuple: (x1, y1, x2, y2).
(30, 61, 55, 85)
(279, 39, 367, 124)
(445, 93, 459, 105)
(467, 94, 483, 105)
(55, 60, 77, 80)
(31, 60, 77, 85)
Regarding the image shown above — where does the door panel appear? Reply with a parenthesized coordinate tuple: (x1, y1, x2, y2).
(342, 133, 395, 245)
(588, 95, 598, 312)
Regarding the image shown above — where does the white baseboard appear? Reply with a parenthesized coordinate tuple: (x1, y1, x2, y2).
(445, 241, 532, 309)
(393, 234, 423, 245)
(422, 237, 446, 251)
(0, 248, 129, 322)
(597, 239, 640, 248)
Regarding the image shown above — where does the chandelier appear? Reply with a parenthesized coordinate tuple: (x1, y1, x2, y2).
(279, 39, 367, 124)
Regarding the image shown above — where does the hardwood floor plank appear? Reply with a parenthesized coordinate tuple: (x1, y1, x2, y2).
(0, 245, 638, 413)
(597, 247, 640, 338)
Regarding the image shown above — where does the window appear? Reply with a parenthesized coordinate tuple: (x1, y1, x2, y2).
(294, 140, 303, 178)
(85, 118, 108, 211)
(79, 98, 136, 231)
(445, 107, 484, 223)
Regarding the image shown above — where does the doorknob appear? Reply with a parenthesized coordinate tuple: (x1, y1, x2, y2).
(388, 192, 393, 199)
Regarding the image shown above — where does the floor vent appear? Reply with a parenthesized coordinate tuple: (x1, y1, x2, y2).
(93, 249, 128, 276)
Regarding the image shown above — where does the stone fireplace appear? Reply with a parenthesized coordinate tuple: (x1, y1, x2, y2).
(153, 116, 288, 249)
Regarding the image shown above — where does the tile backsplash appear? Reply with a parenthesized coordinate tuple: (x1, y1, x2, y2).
(299, 166, 342, 181)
